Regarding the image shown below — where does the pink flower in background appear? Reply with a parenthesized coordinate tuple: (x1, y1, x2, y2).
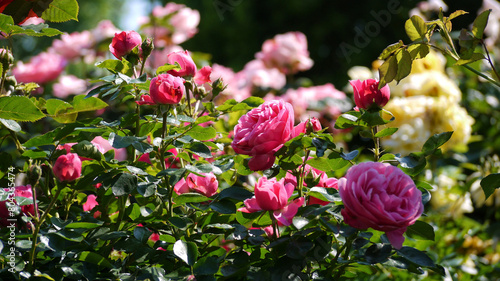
(49, 31, 95, 61)
(147, 45, 184, 69)
(231, 100, 295, 171)
(166, 50, 197, 77)
(242, 59, 286, 90)
(53, 153, 82, 182)
(238, 177, 304, 226)
(53, 75, 87, 99)
(350, 79, 390, 111)
(13, 52, 67, 84)
(256, 31, 313, 74)
(149, 73, 185, 105)
(92, 20, 121, 42)
(210, 64, 250, 102)
(338, 162, 423, 249)
(109, 30, 142, 60)
(194, 66, 212, 85)
(0, 185, 36, 227)
(83, 194, 99, 211)
(174, 172, 219, 197)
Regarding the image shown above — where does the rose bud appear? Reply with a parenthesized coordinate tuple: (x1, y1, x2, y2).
(350, 79, 390, 111)
(53, 153, 82, 182)
(149, 73, 186, 105)
(109, 30, 142, 60)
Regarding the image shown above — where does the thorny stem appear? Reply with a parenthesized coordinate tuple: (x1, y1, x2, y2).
(372, 125, 381, 162)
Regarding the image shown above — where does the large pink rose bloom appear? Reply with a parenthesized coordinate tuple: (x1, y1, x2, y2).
(338, 162, 423, 249)
(149, 73, 185, 104)
(231, 100, 295, 171)
(0, 185, 36, 227)
(238, 177, 304, 226)
(350, 79, 390, 111)
(109, 30, 142, 60)
(256, 31, 313, 75)
(13, 52, 67, 84)
(174, 172, 219, 197)
(53, 153, 82, 182)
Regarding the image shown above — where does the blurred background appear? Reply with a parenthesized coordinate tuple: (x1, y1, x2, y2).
(11, 0, 482, 89)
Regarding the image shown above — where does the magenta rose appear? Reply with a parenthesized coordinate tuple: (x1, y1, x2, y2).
(338, 162, 423, 249)
(174, 172, 219, 197)
(166, 50, 197, 77)
(238, 177, 304, 226)
(149, 73, 185, 105)
(53, 153, 82, 182)
(0, 185, 36, 227)
(350, 79, 390, 111)
(231, 100, 295, 171)
(109, 30, 142, 60)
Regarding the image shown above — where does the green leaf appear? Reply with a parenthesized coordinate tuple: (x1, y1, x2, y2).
(96, 59, 131, 75)
(156, 62, 181, 75)
(0, 96, 45, 122)
(175, 192, 211, 204)
(397, 247, 435, 267)
(77, 251, 114, 268)
(378, 40, 404, 60)
(405, 15, 427, 41)
(46, 99, 77, 123)
(185, 142, 212, 158)
(378, 55, 398, 88)
(22, 150, 48, 159)
(42, 0, 79, 23)
(407, 43, 430, 60)
(210, 199, 236, 214)
(455, 53, 484, 66)
(472, 9, 491, 39)
(448, 10, 468, 21)
(406, 221, 435, 241)
(395, 155, 427, 176)
(480, 173, 500, 200)
(374, 127, 398, 138)
(395, 49, 412, 83)
(0, 118, 21, 132)
(421, 131, 453, 156)
(108, 132, 152, 153)
(194, 256, 220, 276)
(65, 222, 103, 229)
(308, 187, 340, 203)
(334, 111, 364, 129)
(186, 126, 217, 141)
(72, 141, 103, 160)
(173, 240, 198, 266)
(111, 173, 137, 196)
(72, 95, 108, 112)
(365, 243, 392, 264)
(341, 150, 358, 161)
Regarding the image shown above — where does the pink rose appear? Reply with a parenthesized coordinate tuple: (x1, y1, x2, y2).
(242, 59, 286, 90)
(194, 65, 212, 85)
(231, 100, 295, 171)
(109, 30, 142, 60)
(13, 52, 67, 84)
(53, 75, 87, 99)
(91, 136, 128, 161)
(49, 31, 95, 61)
(83, 194, 99, 211)
(166, 50, 197, 77)
(256, 31, 313, 75)
(238, 177, 304, 226)
(92, 20, 121, 43)
(149, 73, 185, 105)
(53, 153, 82, 182)
(174, 172, 219, 197)
(350, 79, 390, 111)
(338, 162, 423, 249)
(0, 185, 35, 227)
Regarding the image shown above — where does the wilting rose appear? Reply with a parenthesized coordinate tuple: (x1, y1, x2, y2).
(350, 79, 390, 111)
(0, 185, 36, 227)
(13, 52, 67, 84)
(256, 31, 313, 74)
(338, 162, 423, 249)
(166, 50, 197, 77)
(53, 153, 82, 182)
(238, 177, 304, 226)
(231, 100, 295, 171)
(174, 172, 218, 197)
(149, 73, 185, 105)
(109, 30, 142, 60)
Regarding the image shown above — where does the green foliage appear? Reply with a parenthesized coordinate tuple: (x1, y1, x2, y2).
(41, 0, 79, 23)
(0, 96, 45, 122)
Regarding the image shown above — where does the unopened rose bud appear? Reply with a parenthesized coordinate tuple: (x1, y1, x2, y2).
(141, 37, 154, 60)
(0, 48, 14, 72)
